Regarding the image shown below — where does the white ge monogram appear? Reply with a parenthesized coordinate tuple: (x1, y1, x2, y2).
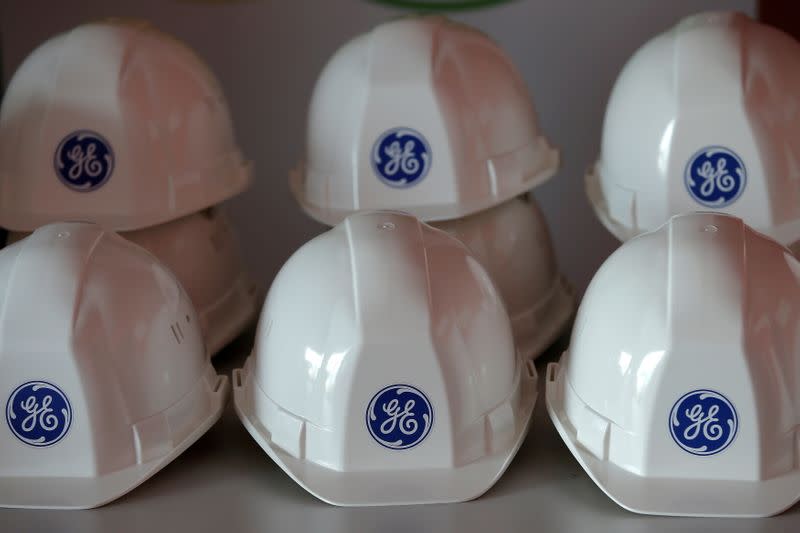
(379, 397, 418, 436)
(67, 142, 104, 179)
(670, 389, 737, 456)
(383, 140, 421, 177)
(367, 384, 433, 450)
(683, 403, 723, 442)
(6, 381, 73, 447)
(685, 146, 746, 208)
(19, 394, 59, 433)
(696, 158, 736, 198)
(372, 128, 431, 187)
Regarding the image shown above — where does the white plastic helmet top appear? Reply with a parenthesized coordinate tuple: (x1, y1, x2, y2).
(546, 212, 800, 517)
(0, 223, 227, 509)
(434, 197, 574, 359)
(292, 15, 559, 225)
(0, 18, 252, 232)
(234, 211, 536, 506)
(125, 207, 259, 355)
(8, 208, 260, 356)
(588, 11, 800, 246)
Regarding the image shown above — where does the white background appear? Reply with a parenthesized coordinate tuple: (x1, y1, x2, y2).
(1, 0, 755, 295)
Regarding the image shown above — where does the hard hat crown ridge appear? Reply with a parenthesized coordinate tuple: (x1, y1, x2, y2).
(547, 212, 800, 517)
(234, 211, 536, 506)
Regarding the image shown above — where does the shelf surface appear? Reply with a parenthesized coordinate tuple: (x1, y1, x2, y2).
(1, 331, 798, 533)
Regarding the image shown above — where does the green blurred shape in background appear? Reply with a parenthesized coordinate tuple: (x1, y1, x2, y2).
(370, 0, 514, 12)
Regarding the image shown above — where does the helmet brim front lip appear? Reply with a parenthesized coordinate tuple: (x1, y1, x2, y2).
(233, 360, 537, 506)
(290, 142, 560, 227)
(545, 362, 800, 518)
(0, 372, 228, 510)
(0, 155, 253, 233)
(585, 166, 800, 249)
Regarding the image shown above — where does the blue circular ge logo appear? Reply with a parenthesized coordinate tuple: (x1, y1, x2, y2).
(669, 389, 737, 456)
(54, 130, 114, 192)
(366, 384, 433, 450)
(684, 146, 746, 207)
(371, 127, 431, 188)
(6, 381, 72, 447)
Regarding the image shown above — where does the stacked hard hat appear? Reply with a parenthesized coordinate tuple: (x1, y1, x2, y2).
(546, 212, 800, 517)
(234, 211, 537, 506)
(291, 15, 574, 360)
(0, 223, 227, 509)
(0, 18, 259, 355)
(587, 11, 800, 252)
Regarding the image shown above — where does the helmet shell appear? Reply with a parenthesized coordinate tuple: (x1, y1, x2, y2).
(0, 19, 251, 231)
(234, 211, 536, 505)
(547, 212, 800, 517)
(293, 16, 558, 225)
(589, 12, 800, 246)
(0, 222, 226, 509)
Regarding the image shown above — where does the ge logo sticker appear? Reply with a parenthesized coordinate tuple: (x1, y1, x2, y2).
(669, 389, 737, 456)
(54, 130, 114, 191)
(684, 146, 746, 207)
(6, 381, 72, 447)
(371, 128, 431, 188)
(366, 384, 433, 450)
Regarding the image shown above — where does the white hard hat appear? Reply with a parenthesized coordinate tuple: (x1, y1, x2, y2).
(8, 208, 260, 356)
(587, 11, 800, 246)
(234, 211, 536, 506)
(291, 15, 558, 225)
(546, 212, 800, 517)
(0, 18, 252, 232)
(434, 197, 574, 359)
(0, 222, 227, 509)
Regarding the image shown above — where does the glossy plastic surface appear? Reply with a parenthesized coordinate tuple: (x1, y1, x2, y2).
(434, 197, 574, 359)
(0, 19, 252, 231)
(234, 211, 536, 506)
(9, 208, 260, 356)
(546, 212, 800, 517)
(292, 16, 558, 225)
(588, 11, 800, 247)
(125, 208, 260, 355)
(0, 223, 227, 509)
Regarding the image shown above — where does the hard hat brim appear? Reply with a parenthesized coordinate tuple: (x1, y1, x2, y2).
(0, 373, 228, 510)
(233, 359, 537, 506)
(546, 362, 800, 518)
(0, 157, 253, 233)
(586, 165, 800, 249)
(290, 144, 560, 226)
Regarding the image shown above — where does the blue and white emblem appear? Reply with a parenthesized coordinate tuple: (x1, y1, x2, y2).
(684, 146, 746, 207)
(371, 128, 431, 188)
(6, 381, 72, 447)
(54, 130, 114, 191)
(366, 384, 433, 450)
(669, 389, 737, 456)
